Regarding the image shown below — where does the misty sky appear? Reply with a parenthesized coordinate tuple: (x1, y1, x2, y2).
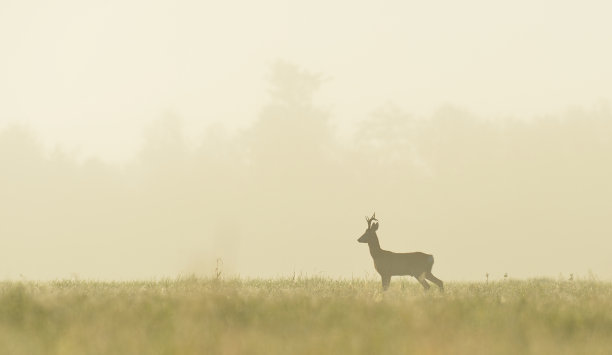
(2, 1, 612, 282)
(2, 0, 612, 161)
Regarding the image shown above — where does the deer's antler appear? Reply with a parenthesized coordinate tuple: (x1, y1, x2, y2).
(365, 212, 378, 229)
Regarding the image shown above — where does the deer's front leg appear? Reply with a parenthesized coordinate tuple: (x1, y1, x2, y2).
(381, 274, 391, 291)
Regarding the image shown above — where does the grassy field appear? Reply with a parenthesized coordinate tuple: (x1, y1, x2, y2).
(1, 277, 611, 355)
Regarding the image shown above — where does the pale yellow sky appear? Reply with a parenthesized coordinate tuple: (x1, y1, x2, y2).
(1, 0, 611, 161)
(2, 1, 612, 281)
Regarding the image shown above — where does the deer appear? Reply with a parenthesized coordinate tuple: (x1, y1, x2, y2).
(357, 213, 444, 291)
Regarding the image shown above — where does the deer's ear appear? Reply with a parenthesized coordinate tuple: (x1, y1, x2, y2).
(372, 222, 379, 231)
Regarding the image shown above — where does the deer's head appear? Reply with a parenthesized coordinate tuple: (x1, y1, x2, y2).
(357, 213, 379, 243)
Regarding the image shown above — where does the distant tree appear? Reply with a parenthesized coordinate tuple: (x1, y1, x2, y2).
(0, 124, 44, 166)
(245, 61, 334, 182)
(0, 124, 46, 191)
(137, 113, 188, 178)
(355, 104, 424, 169)
(266, 60, 325, 108)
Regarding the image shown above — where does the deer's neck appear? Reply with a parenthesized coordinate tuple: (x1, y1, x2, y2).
(367, 234, 383, 257)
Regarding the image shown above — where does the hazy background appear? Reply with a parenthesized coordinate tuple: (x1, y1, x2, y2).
(1, 0, 611, 280)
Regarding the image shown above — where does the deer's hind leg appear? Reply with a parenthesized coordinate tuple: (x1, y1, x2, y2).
(381, 274, 391, 291)
(416, 272, 431, 290)
(425, 272, 444, 292)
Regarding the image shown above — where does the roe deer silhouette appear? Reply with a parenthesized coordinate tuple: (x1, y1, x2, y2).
(357, 213, 443, 291)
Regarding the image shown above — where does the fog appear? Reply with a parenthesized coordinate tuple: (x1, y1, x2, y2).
(1, 1, 612, 280)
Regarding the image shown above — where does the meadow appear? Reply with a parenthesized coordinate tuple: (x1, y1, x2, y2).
(1, 277, 611, 355)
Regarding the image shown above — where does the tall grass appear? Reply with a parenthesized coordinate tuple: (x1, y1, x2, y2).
(1, 278, 611, 354)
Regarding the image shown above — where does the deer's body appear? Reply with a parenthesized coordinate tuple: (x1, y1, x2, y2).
(358, 213, 444, 291)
